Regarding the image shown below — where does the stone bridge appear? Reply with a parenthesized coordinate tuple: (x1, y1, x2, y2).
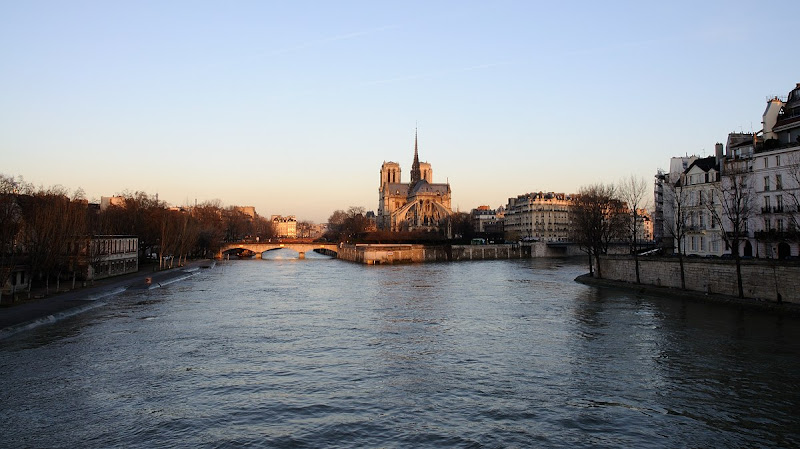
(218, 242, 339, 259)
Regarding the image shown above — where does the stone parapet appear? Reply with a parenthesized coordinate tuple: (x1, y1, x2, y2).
(597, 255, 800, 304)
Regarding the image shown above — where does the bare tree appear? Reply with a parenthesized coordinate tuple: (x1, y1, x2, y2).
(324, 207, 370, 243)
(619, 175, 650, 283)
(706, 159, 756, 298)
(569, 183, 626, 278)
(0, 175, 25, 302)
(663, 175, 692, 289)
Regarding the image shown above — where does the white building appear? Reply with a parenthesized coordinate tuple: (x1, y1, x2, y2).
(675, 156, 725, 256)
(658, 82, 800, 259)
(752, 83, 800, 258)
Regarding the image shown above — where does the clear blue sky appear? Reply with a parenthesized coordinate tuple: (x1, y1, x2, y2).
(2, 1, 798, 223)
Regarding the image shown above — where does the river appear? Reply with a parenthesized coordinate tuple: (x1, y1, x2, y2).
(1, 256, 798, 448)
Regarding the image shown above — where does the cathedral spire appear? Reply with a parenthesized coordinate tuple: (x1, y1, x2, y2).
(411, 128, 421, 183)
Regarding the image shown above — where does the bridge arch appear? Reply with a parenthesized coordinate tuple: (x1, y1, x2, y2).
(218, 242, 339, 260)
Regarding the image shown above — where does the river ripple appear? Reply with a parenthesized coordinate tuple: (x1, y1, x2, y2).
(2, 257, 799, 448)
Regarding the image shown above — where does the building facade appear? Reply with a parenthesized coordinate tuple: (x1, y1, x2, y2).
(675, 156, 725, 256)
(470, 206, 503, 234)
(83, 235, 139, 280)
(658, 82, 800, 259)
(271, 215, 297, 238)
(377, 132, 453, 232)
(504, 192, 573, 242)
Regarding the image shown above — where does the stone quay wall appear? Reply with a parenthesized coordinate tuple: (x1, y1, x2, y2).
(337, 243, 532, 265)
(597, 255, 800, 304)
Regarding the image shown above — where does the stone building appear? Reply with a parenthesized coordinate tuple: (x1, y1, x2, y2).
(657, 82, 800, 259)
(504, 192, 573, 242)
(470, 206, 503, 234)
(271, 215, 297, 238)
(377, 132, 453, 232)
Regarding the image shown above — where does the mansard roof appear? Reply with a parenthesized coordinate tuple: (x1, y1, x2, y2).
(685, 156, 718, 173)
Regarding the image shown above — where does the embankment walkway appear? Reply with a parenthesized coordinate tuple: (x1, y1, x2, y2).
(0, 260, 215, 339)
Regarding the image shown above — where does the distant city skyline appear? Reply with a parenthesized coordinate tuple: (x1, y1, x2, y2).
(2, 1, 798, 223)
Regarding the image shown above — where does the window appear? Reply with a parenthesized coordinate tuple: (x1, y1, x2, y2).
(700, 236, 706, 251)
(776, 174, 782, 190)
(764, 157, 769, 168)
(765, 218, 772, 231)
(691, 236, 697, 251)
(711, 240, 720, 252)
(776, 155, 781, 166)
(699, 212, 705, 228)
(778, 219, 784, 232)
(764, 196, 771, 211)
(777, 195, 784, 212)
(764, 176, 771, 191)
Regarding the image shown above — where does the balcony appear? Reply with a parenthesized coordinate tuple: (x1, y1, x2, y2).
(761, 206, 786, 214)
(754, 230, 799, 241)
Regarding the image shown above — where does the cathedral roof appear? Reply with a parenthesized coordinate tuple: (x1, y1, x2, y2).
(385, 183, 410, 196)
(410, 179, 449, 196)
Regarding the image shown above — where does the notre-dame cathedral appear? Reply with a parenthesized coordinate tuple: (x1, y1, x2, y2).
(377, 131, 453, 232)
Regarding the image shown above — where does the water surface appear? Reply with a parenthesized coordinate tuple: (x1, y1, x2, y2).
(2, 257, 798, 448)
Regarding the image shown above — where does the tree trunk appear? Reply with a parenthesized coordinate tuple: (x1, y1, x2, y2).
(735, 255, 744, 298)
(677, 253, 686, 290)
(588, 252, 593, 275)
(633, 252, 640, 284)
(594, 253, 603, 279)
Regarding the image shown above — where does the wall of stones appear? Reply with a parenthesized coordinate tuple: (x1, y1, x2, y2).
(598, 255, 800, 303)
(338, 242, 586, 265)
(338, 244, 527, 264)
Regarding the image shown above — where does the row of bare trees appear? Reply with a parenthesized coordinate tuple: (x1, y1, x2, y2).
(323, 207, 475, 244)
(572, 168, 762, 299)
(1, 176, 89, 298)
(0, 175, 276, 301)
(569, 177, 651, 280)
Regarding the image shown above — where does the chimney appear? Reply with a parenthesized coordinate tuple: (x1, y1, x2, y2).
(715, 142, 724, 164)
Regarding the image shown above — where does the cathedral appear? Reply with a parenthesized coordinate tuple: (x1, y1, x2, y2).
(377, 131, 453, 232)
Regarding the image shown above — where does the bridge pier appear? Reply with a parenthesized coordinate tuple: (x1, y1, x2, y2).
(298, 252, 305, 259)
(254, 252, 262, 259)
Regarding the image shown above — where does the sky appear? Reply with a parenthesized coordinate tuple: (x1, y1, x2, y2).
(2, 1, 799, 223)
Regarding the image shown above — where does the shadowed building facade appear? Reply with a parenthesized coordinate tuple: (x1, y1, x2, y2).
(377, 132, 453, 232)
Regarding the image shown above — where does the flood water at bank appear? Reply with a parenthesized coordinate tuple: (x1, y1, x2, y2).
(2, 257, 799, 448)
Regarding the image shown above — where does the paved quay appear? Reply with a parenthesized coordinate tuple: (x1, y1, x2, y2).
(0, 259, 216, 338)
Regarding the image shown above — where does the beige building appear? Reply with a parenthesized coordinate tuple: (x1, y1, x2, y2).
(271, 215, 297, 238)
(504, 192, 573, 242)
(377, 132, 453, 232)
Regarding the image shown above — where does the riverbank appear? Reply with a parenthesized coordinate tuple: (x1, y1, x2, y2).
(575, 273, 800, 316)
(0, 259, 216, 339)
